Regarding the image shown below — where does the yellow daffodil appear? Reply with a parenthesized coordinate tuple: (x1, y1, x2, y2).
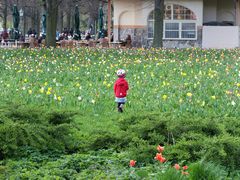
(39, 87, 44, 93)
(225, 90, 232, 95)
(57, 96, 62, 101)
(162, 95, 168, 100)
(211, 96, 216, 100)
(187, 92, 192, 97)
(181, 72, 187, 76)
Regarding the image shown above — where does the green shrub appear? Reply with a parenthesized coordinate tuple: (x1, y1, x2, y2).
(0, 105, 79, 159)
(167, 116, 223, 138)
(204, 134, 240, 171)
(189, 161, 227, 180)
(221, 117, 240, 136)
(87, 130, 122, 151)
(47, 110, 77, 125)
(3, 104, 48, 124)
(156, 168, 188, 180)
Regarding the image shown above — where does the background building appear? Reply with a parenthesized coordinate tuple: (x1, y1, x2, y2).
(113, 0, 240, 48)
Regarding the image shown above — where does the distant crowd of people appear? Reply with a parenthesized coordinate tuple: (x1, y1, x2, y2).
(0, 27, 132, 48)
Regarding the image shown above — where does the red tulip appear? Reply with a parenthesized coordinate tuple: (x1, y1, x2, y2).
(174, 163, 181, 170)
(157, 145, 164, 152)
(154, 153, 162, 161)
(183, 165, 188, 170)
(129, 160, 136, 167)
(159, 157, 166, 163)
(154, 153, 166, 163)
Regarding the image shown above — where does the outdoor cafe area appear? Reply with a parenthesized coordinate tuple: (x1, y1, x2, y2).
(56, 39, 128, 48)
(0, 38, 131, 49)
(0, 39, 30, 48)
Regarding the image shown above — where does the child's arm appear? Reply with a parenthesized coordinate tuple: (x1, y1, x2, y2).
(114, 82, 117, 94)
(126, 80, 129, 91)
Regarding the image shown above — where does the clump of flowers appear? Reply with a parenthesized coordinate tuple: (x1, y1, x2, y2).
(129, 160, 136, 167)
(174, 163, 180, 170)
(154, 145, 166, 163)
(129, 145, 189, 176)
(174, 163, 189, 175)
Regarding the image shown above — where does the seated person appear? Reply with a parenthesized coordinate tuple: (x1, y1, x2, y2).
(85, 33, 91, 41)
(125, 34, 132, 48)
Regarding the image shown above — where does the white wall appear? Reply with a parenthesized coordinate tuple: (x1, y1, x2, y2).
(202, 26, 239, 48)
(135, 1, 154, 26)
(113, 0, 138, 41)
(113, 0, 135, 26)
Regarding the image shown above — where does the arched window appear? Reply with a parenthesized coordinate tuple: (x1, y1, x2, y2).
(148, 4, 197, 40)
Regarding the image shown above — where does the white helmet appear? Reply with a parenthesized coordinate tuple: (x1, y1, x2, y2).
(116, 69, 126, 77)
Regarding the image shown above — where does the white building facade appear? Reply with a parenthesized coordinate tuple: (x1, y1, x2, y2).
(113, 0, 240, 48)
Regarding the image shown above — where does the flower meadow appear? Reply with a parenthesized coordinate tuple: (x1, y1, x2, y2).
(0, 47, 239, 116)
(0, 47, 240, 179)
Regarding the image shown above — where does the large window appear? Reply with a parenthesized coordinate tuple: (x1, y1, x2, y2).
(148, 4, 197, 40)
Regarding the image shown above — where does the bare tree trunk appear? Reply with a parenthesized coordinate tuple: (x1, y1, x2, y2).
(88, 13, 98, 34)
(3, 0, 8, 30)
(58, 9, 64, 32)
(43, 0, 58, 47)
(36, 9, 40, 36)
(30, 9, 39, 34)
(71, 13, 75, 29)
(87, 16, 94, 29)
(153, 0, 164, 48)
(66, 11, 71, 30)
(30, 8, 35, 30)
(23, 11, 26, 36)
(71, 11, 74, 30)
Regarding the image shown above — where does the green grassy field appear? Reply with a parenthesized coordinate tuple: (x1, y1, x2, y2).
(0, 48, 239, 179)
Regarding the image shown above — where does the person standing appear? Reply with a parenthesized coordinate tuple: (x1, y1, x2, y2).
(114, 69, 129, 113)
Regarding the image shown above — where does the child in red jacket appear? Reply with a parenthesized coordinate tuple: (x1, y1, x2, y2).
(114, 69, 129, 113)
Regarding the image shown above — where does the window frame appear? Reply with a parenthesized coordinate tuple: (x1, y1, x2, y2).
(163, 20, 197, 40)
(147, 4, 197, 40)
(147, 19, 154, 39)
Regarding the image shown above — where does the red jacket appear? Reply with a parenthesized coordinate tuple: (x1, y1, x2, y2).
(114, 77, 129, 98)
